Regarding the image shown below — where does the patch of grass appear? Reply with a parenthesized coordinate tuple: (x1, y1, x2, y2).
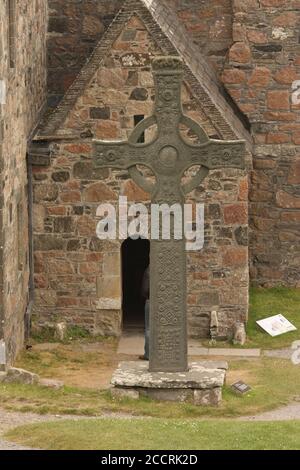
(5, 418, 300, 450)
(204, 287, 300, 349)
(64, 326, 90, 341)
(0, 382, 104, 417)
(1, 358, 300, 419)
(246, 287, 300, 349)
(31, 326, 56, 343)
(31, 324, 110, 345)
(15, 337, 118, 386)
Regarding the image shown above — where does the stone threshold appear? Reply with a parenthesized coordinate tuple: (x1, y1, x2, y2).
(117, 334, 261, 357)
(190, 347, 261, 357)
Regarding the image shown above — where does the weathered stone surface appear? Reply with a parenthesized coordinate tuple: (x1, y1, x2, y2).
(54, 322, 67, 341)
(194, 388, 222, 406)
(221, 0, 300, 288)
(33, 235, 65, 251)
(73, 161, 109, 180)
(82, 16, 104, 36)
(224, 204, 247, 225)
(0, 0, 47, 367)
(129, 88, 148, 101)
(111, 388, 139, 400)
(52, 171, 70, 183)
(83, 182, 117, 202)
(122, 180, 150, 201)
(276, 191, 300, 209)
(28, 0, 299, 312)
(29, 5, 250, 343)
(0, 372, 7, 383)
(229, 42, 251, 64)
(235, 226, 248, 246)
(288, 160, 300, 184)
(4, 368, 39, 385)
(34, 184, 58, 203)
(93, 55, 246, 371)
(94, 310, 122, 337)
(233, 322, 247, 345)
(140, 388, 194, 403)
(111, 362, 226, 390)
(267, 90, 290, 110)
(90, 107, 110, 120)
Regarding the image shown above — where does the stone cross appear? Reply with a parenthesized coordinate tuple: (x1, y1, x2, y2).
(93, 56, 245, 373)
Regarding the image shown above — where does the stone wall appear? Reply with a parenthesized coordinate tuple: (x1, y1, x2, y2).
(47, 0, 124, 109)
(222, 0, 300, 286)
(47, 0, 233, 109)
(162, 0, 233, 72)
(46, 0, 300, 287)
(0, 0, 47, 366)
(32, 14, 248, 339)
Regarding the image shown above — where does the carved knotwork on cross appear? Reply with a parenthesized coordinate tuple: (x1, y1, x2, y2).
(93, 56, 245, 373)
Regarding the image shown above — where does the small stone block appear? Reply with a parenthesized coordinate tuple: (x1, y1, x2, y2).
(0, 372, 7, 383)
(4, 368, 39, 385)
(139, 388, 193, 403)
(194, 388, 222, 406)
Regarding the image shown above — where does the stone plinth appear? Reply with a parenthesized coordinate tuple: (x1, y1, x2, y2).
(111, 361, 228, 406)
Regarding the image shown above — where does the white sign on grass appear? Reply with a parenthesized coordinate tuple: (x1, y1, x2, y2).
(257, 314, 297, 337)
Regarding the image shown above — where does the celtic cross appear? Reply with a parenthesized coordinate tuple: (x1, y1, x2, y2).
(93, 56, 245, 372)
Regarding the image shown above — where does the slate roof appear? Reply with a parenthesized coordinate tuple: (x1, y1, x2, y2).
(37, 0, 252, 148)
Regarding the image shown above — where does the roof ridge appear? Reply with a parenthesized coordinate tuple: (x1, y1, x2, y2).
(142, 0, 252, 145)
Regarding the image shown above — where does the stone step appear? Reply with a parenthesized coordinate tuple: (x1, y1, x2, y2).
(111, 361, 227, 406)
(111, 361, 226, 390)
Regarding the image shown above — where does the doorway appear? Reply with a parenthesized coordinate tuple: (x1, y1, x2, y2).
(121, 237, 150, 330)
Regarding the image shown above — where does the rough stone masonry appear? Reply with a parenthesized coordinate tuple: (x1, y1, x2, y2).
(30, 5, 249, 343)
(0, 0, 47, 367)
(47, 0, 300, 288)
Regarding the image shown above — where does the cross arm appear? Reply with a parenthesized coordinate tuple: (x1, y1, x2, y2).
(185, 139, 246, 171)
(93, 140, 153, 170)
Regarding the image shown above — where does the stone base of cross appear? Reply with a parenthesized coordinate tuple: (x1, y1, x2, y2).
(93, 56, 245, 373)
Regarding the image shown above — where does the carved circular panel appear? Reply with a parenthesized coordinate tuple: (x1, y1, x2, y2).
(159, 146, 178, 168)
(106, 150, 118, 162)
(162, 89, 174, 101)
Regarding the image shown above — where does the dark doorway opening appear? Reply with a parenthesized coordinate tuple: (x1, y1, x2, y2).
(134, 115, 145, 143)
(122, 237, 150, 330)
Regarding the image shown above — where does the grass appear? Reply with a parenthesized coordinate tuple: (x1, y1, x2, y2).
(5, 418, 300, 450)
(246, 287, 300, 349)
(31, 325, 103, 344)
(2, 287, 300, 450)
(14, 336, 118, 389)
(3, 287, 300, 418)
(1, 357, 300, 418)
(204, 287, 300, 349)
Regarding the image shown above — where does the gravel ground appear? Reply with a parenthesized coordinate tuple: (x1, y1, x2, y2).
(263, 348, 294, 359)
(240, 402, 300, 422)
(2, 401, 300, 449)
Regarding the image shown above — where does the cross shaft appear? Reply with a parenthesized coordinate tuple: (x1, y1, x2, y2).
(93, 56, 245, 372)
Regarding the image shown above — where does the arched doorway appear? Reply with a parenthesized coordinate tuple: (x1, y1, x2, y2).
(121, 237, 150, 330)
